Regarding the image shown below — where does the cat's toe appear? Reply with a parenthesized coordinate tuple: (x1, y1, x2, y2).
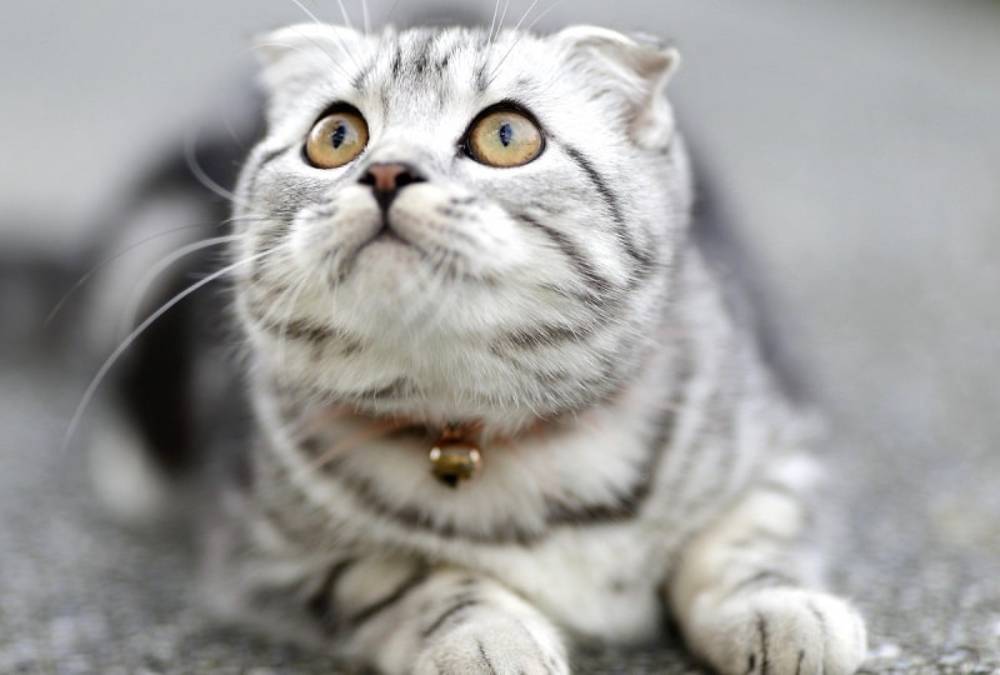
(690, 588, 866, 675)
(412, 614, 568, 675)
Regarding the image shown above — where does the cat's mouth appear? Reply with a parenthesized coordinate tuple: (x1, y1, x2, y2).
(337, 221, 426, 279)
(358, 225, 407, 251)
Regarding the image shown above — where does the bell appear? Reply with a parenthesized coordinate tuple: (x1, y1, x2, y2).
(429, 438, 482, 487)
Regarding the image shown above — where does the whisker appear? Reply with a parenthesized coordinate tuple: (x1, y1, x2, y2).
(220, 117, 247, 150)
(184, 130, 242, 204)
(360, 0, 371, 34)
(253, 39, 354, 80)
(62, 249, 273, 454)
(488, 0, 503, 43)
(334, 0, 354, 29)
(288, 0, 323, 24)
(486, 0, 545, 88)
(497, 0, 512, 35)
(383, 0, 402, 27)
(43, 216, 266, 327)
(288, 20, 364, 75)
(523, 0, 564, 33)
(510, 0, 541, 35)
(119, 233, 247, 338)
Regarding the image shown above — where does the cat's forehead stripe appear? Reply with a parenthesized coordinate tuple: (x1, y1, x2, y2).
(349, 27, 508, 99)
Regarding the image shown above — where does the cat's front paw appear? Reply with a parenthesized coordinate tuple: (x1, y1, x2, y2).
(413, 611, 569, 675)
(689, 588, 866, 675)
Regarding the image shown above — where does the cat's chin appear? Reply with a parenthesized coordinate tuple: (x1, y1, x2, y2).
(337, 231, 429, 288)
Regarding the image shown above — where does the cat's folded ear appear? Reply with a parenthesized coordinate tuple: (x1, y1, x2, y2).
(253, 23, 365, 90)
(555, 26, 681, 149)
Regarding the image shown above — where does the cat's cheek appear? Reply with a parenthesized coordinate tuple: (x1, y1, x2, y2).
(288, 219, 335, 274)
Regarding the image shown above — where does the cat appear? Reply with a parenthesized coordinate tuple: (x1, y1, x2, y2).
(82, 18, 867, 675)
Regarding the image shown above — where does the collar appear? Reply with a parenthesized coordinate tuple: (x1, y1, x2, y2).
(302, 405, 559, 488)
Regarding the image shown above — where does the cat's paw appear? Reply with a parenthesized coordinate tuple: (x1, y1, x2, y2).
(689, 588, 866, 675)
(413, 611, 569, 675)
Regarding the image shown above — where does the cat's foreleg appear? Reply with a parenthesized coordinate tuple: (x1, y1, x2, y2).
(665, 483, 867, 675)
(318, 558, 568, 675)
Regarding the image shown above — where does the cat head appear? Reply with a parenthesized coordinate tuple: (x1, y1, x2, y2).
(233, 23, 692, 431)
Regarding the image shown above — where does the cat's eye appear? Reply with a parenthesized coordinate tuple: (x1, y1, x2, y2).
(465, 107, 544, 168)
(305, 109, 369, 169)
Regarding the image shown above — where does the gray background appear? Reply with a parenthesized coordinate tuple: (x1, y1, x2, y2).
(1, 1, 998, 672)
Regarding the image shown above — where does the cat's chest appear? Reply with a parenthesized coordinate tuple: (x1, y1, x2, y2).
(251, 441, 673, 640)
(465, 524, 672, 642)
(255, 373, 672, 539)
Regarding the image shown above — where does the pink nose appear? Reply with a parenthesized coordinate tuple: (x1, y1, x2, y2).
(363, 163, 411, 192)
(358, 162, 425, 212)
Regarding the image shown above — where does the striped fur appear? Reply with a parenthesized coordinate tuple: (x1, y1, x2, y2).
(209, 22, 868, 675)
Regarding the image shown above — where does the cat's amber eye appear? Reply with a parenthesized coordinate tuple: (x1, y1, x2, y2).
(465, 108, 544, 168)
(305, 110, 369, 169)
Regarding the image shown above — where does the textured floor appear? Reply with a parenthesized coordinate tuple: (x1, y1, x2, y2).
(2, 1, 999, 673)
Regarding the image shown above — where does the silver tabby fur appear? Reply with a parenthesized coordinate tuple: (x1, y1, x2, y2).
(204, 22, 868, 675)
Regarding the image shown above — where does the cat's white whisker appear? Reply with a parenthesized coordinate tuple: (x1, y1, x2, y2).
(523, 0, 565, 35)
(511, 0, 541, 35)
(287, 0, 323, 25)
(334, 0, 354, 30)
(63, 249, 272, 455)
(119, 234, 246, 339)
(184, 130, 242, 205)
(287, 25, 363, 77)
(44, 217, 261, 328)
(488, 0, 503, 44)
(485, 0, 510, 57)
(382, 0, 403, 27)
(359, 0, 371, 35)
(497, 0, 512, 34)
(486, 0, 543, 87)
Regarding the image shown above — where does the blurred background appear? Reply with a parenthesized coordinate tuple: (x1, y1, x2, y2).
(1, 1, 998, 672)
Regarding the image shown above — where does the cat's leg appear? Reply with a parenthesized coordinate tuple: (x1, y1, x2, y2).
(665, 483, 867, 675)
(313, 558, 568, 675)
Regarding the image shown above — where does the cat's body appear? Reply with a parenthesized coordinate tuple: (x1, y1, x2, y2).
(85, 20, 866, 675)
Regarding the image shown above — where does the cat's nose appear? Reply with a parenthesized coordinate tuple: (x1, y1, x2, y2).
(358, 162, 426, 213)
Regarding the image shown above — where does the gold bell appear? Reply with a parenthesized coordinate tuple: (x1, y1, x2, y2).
(429, 431, 482, 487)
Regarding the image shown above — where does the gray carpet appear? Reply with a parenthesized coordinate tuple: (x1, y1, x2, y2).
(2, 1, 999, 673)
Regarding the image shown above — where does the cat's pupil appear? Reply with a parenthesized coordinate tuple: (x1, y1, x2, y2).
(331, 123, 347, 149)
(499, 122, 513, 147)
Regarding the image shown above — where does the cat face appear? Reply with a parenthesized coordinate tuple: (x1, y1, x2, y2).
(233, 23, 691, 429)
